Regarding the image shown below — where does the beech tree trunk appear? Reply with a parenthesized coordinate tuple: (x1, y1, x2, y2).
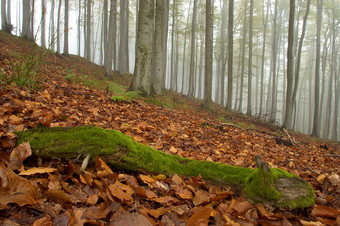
(226, 0, 234, 110)
(63, 0, 69, 56)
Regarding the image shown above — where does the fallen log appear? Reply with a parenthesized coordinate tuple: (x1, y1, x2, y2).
(15, 125, 314, 210)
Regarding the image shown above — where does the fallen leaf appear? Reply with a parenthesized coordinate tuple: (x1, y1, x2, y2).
(109, 181, 134, 203)
(87, 194, 99, 205)
(0, 164, 38, 208)
(39, 111, 53, 127)
(9, 115, 22, 125)
(311, 205, 340, 218)
(187, 206, 213, 226)
(84, 203, 110, 220)
(9, 142, 32, 170)
(111, 210, 152, 226)
(175, 187, 193, 200)
(33, 217, 53, 226)
(152, 196, 180, 206)
(19, 167, 57, 176)
(169, 146, 178, 154)
(193, 190, 210, 206)
(147, 208, 168, 218)
(232, 201, 254, 214)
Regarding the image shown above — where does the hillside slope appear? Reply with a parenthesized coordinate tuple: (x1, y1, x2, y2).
(0, 32, 339, 225)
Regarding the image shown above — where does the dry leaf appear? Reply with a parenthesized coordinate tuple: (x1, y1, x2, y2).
(84, 203, 110, 220)
(109, 181, 134, 203)
(187, 206, 213, 226)
(111, 210, 152, 226)
(311, 205, 340, 218)
(193, 190, 210, 206)
(19, 167, 57, 176)
(9, 142, 32, 170)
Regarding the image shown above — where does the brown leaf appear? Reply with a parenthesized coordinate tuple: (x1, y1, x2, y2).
(311, 205, 340, 218)
(39, 111, 53, 127)
(193, 190, 210, 206)
(9, 115, 23, 125)
(175, 187, 193, 200)
(152, 196, 180, 206)
(47, 189, 74, 204)
(109, 181, 134, 203)
(111, 210, 152, 226)
(95, 156, 114, 177)
(0, 163, 38, 208)
(87, 194, 99, 205)
(139, 174, 156, 185)
(33, 217, 53, 226)
(19, 167, 57, 176)
(147, 208, 168, 218)
(187, 206, 213, 226)
(84, 203, 110, 220)
(233, 201, 254, 215)
(9, 142, 32, 170)
(172, 174, 183, 184)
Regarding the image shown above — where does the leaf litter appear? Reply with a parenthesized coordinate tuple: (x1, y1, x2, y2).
(0, 32, 339, 225)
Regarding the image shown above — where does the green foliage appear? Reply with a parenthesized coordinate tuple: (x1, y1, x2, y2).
(64, 73, 77, 82)
(108, 82, 142, 102)
(1, 42, 48, 91)
(144, 97, 175, 109)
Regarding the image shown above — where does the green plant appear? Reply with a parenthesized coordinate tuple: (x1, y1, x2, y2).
(108, 82, 142, 102)
(64, 73, 77, 82)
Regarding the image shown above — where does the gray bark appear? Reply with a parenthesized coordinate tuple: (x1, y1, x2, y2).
(22, 0, 33, 41)
(1, 0, 6, 31)
(63, 0, 69, 56)
(86, 0, 91, 60)
(170, 0, 176, 92)
(130, 0, 154, 96)
(152, 0, 164, 95)
(188, 0, 197, 97)
(41, 0, 46, 47)
(50, 0, 55, 51)
(203, 0, 213, 111)
(78, 0, 81, 55)
(105, 0, 117, 77)
(283, 0, 295, 129)
(226, 0, 233, 110)
(246, 0, 253, 116)
(119, 0, 129, 74)
(56, 0, 62, 53)
(312, 0, 322, 137)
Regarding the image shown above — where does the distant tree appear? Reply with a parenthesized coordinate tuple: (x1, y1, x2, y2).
(22, 0, 33, 41)
(152, 0, 164, 95)
(246, 0, 254, 116)
(77, 0, 81, 56)
(86, 0, 91, 60)
(50, 0, 55, 51)
(6, 0, 10, 26)
(41, 0, 46, 47)
(56, 0, 62, 53)
(188, 0, 197, 97)
(203, 0, 213, 111)
(129, 0, 154, 96)
(1, 0, 6, 31)
(162, 0, 169, 89)
(119, 0, 129, 74)
(226, 0, 234, 110)
(283, 0, 295, 129)
(170, 0, 176, 92)
(63, 0, 69, 56)
(105, 0, 117, 77)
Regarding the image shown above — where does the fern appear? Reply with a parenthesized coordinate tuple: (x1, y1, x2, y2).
(111, 95, 130, 102)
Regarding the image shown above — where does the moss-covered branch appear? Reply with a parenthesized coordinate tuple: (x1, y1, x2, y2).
(15, 125, 314, 209)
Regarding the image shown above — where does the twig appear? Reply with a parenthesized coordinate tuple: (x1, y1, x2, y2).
(283, 128, 301, 148)
(220, 122, 246, 131)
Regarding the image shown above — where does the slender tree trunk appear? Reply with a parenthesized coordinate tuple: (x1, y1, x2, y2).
(259, 0, 269, 115)
(86, 0, 91, 60)
(1, 0, 6, 31)
(41, 0, 46, 47)
(50, 0, 55, 51)
(311, 0, 322, 137)
(181, 1, 191, 94)
(237, 0, 248, 113)
(63, 0, 69, 56)
(246, 0, 254, 116)
(119, 0, 129, 74)
(77, 0, 81, 55)
(226, 0, 234, 110)
(152, 0, 164, 95)
(188, 0, 197, 97)
(203, 0, 213, 111)
(22, 0, 32, 41)
(162, 0, 169, 89)
(56, 0, 62, 53)
(283, 0, 295, 129)
(105, 0, 117, 77)
(6, 0, 10, 26)
(170, 0, 176, 92)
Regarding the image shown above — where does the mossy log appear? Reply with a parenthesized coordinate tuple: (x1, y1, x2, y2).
(15, 125, 314, 210)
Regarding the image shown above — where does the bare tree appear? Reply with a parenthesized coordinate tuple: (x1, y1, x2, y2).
(246, 0, 254, 116)
(188, 0, 197, 97)
(119, 0, 129, 75)
(86, 0, 91, 60)
(63, 0, 69, 56)
(105, 0, 117, 77)
(1, 0, 6, 31)
(226, 0, 234, 110)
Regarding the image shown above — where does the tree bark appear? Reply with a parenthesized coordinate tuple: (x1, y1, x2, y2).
(283, 0, 295, 129)
(63, 0, 69, 56)
(22, 0, 33, 41)
(188, 0, 197, 97)
(1, 0, 6, 31)
(119, 0, 129, 75)
(246, 0, 253, 116)
(129, 0, 154, 97)
(16, 126, 314, 210)
(226, 0, 234, 110)
(104, 0, 117, 77)
(86, 0, 91, 60)
(203, 0, 213, 111)
(41, 0, 46, 47)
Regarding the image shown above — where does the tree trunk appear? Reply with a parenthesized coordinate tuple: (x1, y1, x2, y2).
(22, 0, 33, 41)
(6, 0, 10, 26)
(104, 0, 117, 77)
(203, 0, 213, 111)
(161, 0, 169, 90)
(283, 0, 295, 129)
(86, 0, 91, 60)
(226, 0, 234, 110)
(246, 0, 254, 116)
(41, 0, 46, 47)
(188, 0, 197, 97)
(1, 0, 6, 31)
(170, 0, 176, 92)
(56, 0, 62, 53)
(129, 0, 154, 97)
(119, 0, 129, 75)
(50, 0, 55, 51)
(63, 0, 69, 56)
(16, 126, 314, 210)
(312, 0, 321, 137)
(152, 0, 164, 95)
(77, 0, 81, 56)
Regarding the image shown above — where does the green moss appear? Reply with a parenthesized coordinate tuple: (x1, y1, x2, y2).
(15, 126, 314, 209)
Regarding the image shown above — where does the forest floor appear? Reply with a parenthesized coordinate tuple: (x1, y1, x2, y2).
(0, 31, 339, 225)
